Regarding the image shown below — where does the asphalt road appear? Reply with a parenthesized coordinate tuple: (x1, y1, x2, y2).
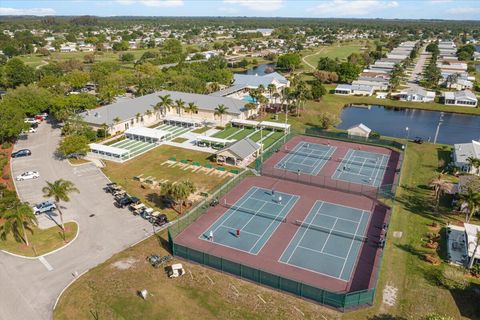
(1, 121, 155, 320)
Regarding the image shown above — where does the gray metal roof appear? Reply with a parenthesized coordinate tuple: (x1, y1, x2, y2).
(81, 90, 246, 125)
(233, 72, 288, 88)
(218, 138, 260, 159)
(209, 84, 247, 97)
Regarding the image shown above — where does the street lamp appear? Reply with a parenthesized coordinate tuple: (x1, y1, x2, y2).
(405, 127, 409, 140)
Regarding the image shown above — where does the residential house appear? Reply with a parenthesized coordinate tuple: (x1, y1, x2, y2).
(334, 84, 374, 96)
(397, 88, 435, 102)
(352, 77, 390, 91)
(442, 90, 478, 107)
(453, 140, 480, 175)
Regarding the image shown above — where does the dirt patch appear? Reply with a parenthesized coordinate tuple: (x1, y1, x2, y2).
(382, 283, 398, 307)
(111, 258, 137, 270)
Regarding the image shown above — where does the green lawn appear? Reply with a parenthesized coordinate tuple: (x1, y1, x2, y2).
(191, 127, 210, 134)
(102, 145, 235, 221)
(171, 137, 188, 143)
(213, 126, 240, 139)
(301, 41, 369, 70)
(0, 222, 78, 257)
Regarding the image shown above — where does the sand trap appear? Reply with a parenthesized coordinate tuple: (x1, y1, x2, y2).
(111, 258, 137, 270)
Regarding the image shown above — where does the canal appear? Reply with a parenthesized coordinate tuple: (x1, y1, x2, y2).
(337, 105, 480, 145)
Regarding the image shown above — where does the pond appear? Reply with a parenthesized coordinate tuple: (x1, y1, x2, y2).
(240, 63, 276, 76)
(337, 105, 480, 145)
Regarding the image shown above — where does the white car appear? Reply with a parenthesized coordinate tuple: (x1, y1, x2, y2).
(24, 118, 40, 124)
(16, 171, 40, 181)
(32, 200, 56, 215)
(28, 127, 37, 133)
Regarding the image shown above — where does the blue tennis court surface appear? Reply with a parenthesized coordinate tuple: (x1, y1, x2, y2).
(332, 149, 389, 187)
(279, 201, 370, 281)
(274, 141, 336, 175)
(200, 187, 298, 255)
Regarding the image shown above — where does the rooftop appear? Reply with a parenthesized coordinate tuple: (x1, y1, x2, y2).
(454, 140, 480, 163)
(233, 72, 288, 88)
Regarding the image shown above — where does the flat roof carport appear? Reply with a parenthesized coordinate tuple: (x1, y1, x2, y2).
(231, 119, 260, 128)
(164, 116, 203, 127)
(259, 121, 291, 133)
(196, 135, 236, 147)
(125, 127, 171, 142)
(89, 143, 130, 161)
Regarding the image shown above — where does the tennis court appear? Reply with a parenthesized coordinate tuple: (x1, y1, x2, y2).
(274, 141, 336, 175)
(332, 149, 390, 187)
(279, 200, 370, 281)
(200, 186, 298, 255)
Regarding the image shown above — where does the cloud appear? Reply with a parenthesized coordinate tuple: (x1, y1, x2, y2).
(0, 7, 56, 15)
(218, 7, 240, 14)
(115, 0, 183, 6)
(446, 6, 480, 14)
(429, 0, 452, 3)
(223, 0, 284, 12)
(309, 0, 399, 17)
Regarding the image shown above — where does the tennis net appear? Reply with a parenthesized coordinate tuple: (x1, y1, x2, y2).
(222, 202, 287, 223)
(294, 220, 368, 242)
(283, 147, 333, 162)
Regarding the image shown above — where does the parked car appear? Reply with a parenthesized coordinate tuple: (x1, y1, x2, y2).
(34, 115, 45, 121)
(150, 213, 168, 227)
(105, 182, 123, 194)
(28, 127, 37, 133)
(16, 171, 39, 181)
(24, 118, 40, 124)
(11, 149, 31, 158)
(32, 200, 56, 215)
(114, 195, 140, 208)
(37, 112, 48, 119)
(413, 137, 424, 144)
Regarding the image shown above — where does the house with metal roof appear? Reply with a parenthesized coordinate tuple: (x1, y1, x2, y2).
(81, 90, 251, 134)
(397, 88, 435, 102)
(442, 90, 478, 107)
(334, 84, 374, 96)
(216, 138, 261, 167)
(453, 140, 480, 175)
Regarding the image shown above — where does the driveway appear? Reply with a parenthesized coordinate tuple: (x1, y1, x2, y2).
(1, 121, 155, 320)
(405, 46, 429, 91)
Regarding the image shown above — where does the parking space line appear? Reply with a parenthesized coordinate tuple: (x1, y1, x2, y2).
(38, 256, 53, 271)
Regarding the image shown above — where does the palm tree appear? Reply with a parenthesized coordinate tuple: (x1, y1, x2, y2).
(267, 83, 276, 108)
(459, 187, 480, 223)
(0, 200, 37, 247)
(429, 174, 450, 212)
(214, 104, 228, 126)
(244, 102, 257, 117)
(161, 181, 196, 214)
(466, 157, 480, 175)
(272, 92, 281, 112)
(144, 109, 153, 118)
(135, 112, 141, 123)
(185, 102, 198, 119)
(113, 117, 121, 125)
(154, 94, 172, 117)
(175, 99, 185, 117)
(42, 179, 79, 240)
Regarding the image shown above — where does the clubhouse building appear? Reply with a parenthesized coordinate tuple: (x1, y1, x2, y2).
(81, 90, 253, 135)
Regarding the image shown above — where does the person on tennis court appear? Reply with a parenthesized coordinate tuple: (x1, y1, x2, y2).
(208, 230, 214, 241)
(271, 188, 275, 196)
(236, 228, 240, 237)
(277, 195, 282, 204)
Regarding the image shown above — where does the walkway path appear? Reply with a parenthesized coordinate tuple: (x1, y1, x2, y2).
(301, 47, 326, 70)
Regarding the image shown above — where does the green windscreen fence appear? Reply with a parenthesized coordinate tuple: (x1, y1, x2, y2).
(171, 241, 376, 310)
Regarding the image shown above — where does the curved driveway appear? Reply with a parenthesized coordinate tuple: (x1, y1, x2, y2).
(1, 122, 153, 320)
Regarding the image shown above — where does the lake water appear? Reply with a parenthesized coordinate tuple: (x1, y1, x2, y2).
(337, 105, 480, 145)
(240, 63, 276, 76)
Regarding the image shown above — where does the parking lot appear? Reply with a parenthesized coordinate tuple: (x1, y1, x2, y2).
(2, 121, 157, 320)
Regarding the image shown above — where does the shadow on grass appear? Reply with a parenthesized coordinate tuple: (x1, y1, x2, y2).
(450, 284, 480, 319)
(368, 314, 407, 320)
(394, 243, 428, 261)
(146, 193, 172, 210)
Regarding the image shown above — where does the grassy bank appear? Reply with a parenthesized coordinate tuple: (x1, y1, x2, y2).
(0, 221, 78, 257)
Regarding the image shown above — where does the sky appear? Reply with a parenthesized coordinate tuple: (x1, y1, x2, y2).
(0, 0, 479, 20)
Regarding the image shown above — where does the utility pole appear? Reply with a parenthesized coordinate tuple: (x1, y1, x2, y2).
(433, 112, 444, 144)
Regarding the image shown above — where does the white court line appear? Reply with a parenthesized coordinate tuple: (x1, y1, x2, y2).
(319, 218, 339, 253)
(297, 245, 347, 260)
(278, 258, 347, 281)
(249, 195, 298, 254)
(217, 225, 262, 237)
(339, 210, 365, 278)
(316, 212, 360, 224)
(38, 256, 53, 271)
(286, 202, 325, 264)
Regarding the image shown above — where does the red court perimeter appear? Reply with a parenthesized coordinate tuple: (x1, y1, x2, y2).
(175, 176, 391, 293)
(261, 136, 401, 195)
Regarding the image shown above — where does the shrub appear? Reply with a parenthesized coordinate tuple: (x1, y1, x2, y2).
(470, 263, 480, 277)
(439, 266, 469, 289)
(1, 142, 12, 149)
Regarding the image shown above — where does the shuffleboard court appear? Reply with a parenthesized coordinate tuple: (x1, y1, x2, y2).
(279, 200, 370, 281)
(332, 149, 389, 187)
(200, 186, 298, 255)
(274, 141, 336, 175)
